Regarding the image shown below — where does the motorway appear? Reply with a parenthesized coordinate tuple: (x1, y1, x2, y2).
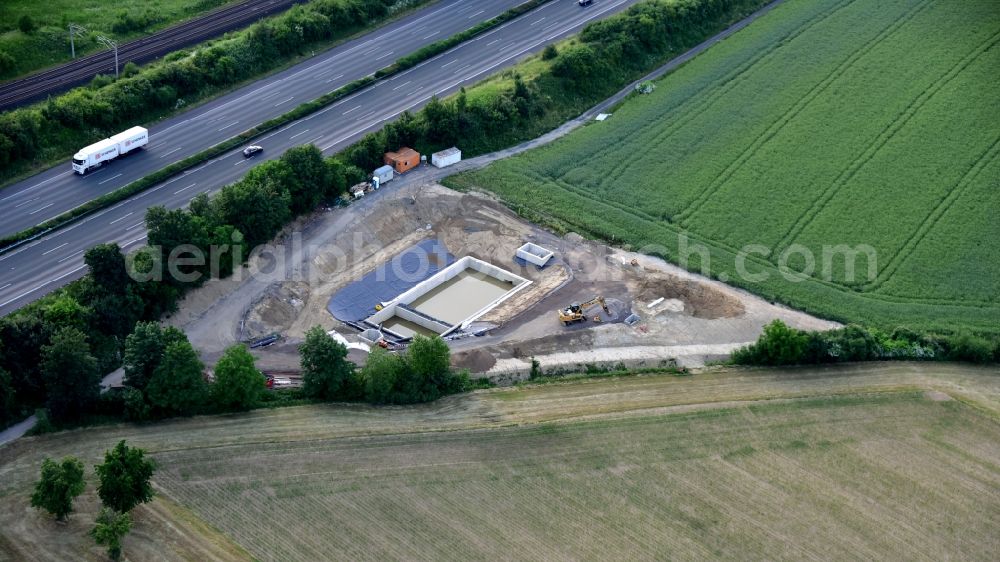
(0, 0, 527, 237)
(0, 0, 641, 317)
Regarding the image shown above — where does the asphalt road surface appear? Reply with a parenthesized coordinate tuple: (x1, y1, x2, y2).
(0, 0, 641, 317)
(0, 0, 527, 237)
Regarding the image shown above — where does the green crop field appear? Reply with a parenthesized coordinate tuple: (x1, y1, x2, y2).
(448, 0, 1000, 333)
(0, 0, 233, 80)
(1, 363, 998, 560)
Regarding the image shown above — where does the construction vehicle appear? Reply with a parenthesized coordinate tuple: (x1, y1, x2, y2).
(558, 296, 609, 326)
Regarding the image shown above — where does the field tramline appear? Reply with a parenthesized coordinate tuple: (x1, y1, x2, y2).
(452, 0, 1000, 332)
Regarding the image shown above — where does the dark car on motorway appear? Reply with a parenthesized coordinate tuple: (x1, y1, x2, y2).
(243, 145, 263, 157)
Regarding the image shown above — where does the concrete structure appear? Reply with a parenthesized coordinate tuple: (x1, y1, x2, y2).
(431, 147, 462, 168)
(359, 328, 384, 345)
(366, 257, 530, 339)
(515, 242, 554, 267)
(384, 147, 420, 174)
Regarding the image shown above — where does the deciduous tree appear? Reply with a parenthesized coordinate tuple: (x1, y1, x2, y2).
(122, 322, 186, 391)
(300, 326, 354, 400)
(95, 440, 155, 514)
(41, 327, 99, 422)
(30, 457, 86, 521)
(146, 340, 207, 416)
(91, 508, 131, 561)
(211, 345, 264, 411)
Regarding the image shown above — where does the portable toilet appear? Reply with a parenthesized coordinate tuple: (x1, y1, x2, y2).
(373, 165, 394, 185)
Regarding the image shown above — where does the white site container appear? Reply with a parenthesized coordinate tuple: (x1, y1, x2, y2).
(516, 243, 554, 267)
(72, 126, 148, 174)
(431, 147, 461, 168)
(373, 165, 394, 185)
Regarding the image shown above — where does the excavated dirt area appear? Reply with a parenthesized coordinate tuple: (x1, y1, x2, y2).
(167, 179, 838, 382)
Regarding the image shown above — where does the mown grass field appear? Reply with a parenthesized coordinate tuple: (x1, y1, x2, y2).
(447, 0, 1000, 333)
(0, 0, 232, 81)
(1, 363, 998, 560)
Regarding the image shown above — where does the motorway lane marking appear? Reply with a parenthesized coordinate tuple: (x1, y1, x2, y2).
(2, 171, 72, 203)
(274, 96, 294, 106)
(467, 9, 485, 19)
(453, 0, 633, 89)
(0, 264, 88, 308)
(357, 110, 377, 120)
(423, 31, 439, 39)
(531, 17, 546, 25)
(14, 197, 39, 209)
(98, 173, 123, 185)
(0, 284, 10, 291)
(453, 64, 471, 74)
(343, 105, 362, 114)
(442, 59, 458, 67)
(218, 120, 240, 131)
(41, 243, 68, 256)
(58, 249, 85, 263)
(544, 21, 559, 31)
(109, 212, 133, 225)
(28, 203, 54, 215)
(159, 147, 183, 158)
(234, 159, 248, 166)
(407, 85, 426, 97)
(121, 234, 148, 248)
(8, 0, 631, 299)
(156, 119, 190, 134)
(174, 183, 197, 194)
(392, 81, 411, 91)
(319, 0, 633, 155)
(374, 51, 394, 61)
(290, 129, 311, 139)
(487, 39, 500, 46)
(257, 122, 297, 142)
(125, 221, 144, 231)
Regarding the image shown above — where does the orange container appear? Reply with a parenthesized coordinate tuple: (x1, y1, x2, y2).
(383, 147, 420, 174)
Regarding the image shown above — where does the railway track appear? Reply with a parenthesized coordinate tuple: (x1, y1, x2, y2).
(0, 0, 303, 112)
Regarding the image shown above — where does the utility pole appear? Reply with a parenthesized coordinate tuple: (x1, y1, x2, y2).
(96, 35, 119, 78)
(69, 24, 86, 59)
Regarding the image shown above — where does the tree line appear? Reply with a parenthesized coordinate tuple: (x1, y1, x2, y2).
(0, 0, 421, 180)
(733, 320, 1000, 366)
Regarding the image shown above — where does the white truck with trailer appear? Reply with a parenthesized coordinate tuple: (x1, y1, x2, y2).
(72, 126, 148, 174)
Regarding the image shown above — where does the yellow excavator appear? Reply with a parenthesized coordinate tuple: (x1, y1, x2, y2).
(558, 296, 609, 326)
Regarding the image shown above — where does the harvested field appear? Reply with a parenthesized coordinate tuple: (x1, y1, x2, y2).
(448, 0, 1000, 333)
(0, 363, 997, 560)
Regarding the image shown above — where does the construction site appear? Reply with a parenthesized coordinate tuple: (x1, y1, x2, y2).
(167, 174, 839, 384)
